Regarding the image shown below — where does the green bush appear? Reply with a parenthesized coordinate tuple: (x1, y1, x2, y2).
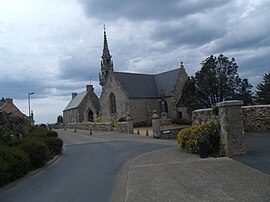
(20, 138, 49, 169)
(118, 117, 126, 122)
(0, 145, 30, 186)
(46, 131, 58, 138)
(44, 137, 63, 158)
(212, 106, 219, 116)
(0, 157, 9, 186)
(28, 126, 48, 138)
(177, 122, 221, 156)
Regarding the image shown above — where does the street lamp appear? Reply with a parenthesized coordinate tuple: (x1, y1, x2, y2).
(28, 92, 34, 123)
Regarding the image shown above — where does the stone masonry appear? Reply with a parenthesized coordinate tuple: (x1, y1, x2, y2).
(193, 104, 270, 132)
(242, 105, 270, 131)
(217, 100, 246, 157)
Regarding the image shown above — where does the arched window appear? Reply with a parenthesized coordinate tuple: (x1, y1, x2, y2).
(109, 93, 117, 114)
(164, 101, 168, 113)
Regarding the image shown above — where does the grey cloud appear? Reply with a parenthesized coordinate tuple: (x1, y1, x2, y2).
(78, 0, 231, 21)
(152, 21, 225, 49)
(57, 51, 100, 82)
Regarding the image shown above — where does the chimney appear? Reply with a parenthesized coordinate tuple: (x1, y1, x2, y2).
(72, 93, 77, 99)
(5, 98, 13, 104)
(86, 85, 94, 92)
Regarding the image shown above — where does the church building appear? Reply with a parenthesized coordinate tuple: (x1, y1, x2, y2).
(98, 29, 188, 125)
(63, 28, 188, 125)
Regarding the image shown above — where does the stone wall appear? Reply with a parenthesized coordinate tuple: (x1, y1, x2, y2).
(192, 108, 219, 125)
(65, 122, 112, 131)
(192, 104, 270, 131)
(242, 105, 270, 131)
(99, 73, 129, 123)
(129, 98, 160, 125)
(63, 108, 78, 124)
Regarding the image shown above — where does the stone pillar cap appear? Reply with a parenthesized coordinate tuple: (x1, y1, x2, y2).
(216, 100, 244, 107)
(152, 109, 160, 119)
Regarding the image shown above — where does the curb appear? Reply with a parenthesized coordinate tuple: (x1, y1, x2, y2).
(0, 148, 64, 191)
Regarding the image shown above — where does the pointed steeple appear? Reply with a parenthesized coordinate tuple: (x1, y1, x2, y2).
(100, 25, 114, 86)
(102, 25, 111, 59)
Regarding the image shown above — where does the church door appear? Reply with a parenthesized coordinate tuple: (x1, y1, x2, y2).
(88, 109, 94, 122)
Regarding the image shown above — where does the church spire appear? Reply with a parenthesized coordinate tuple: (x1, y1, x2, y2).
(102, 25, 111, 59)
(100, 25, 114, 86)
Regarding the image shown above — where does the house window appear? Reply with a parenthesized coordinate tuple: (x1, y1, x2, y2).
(109, 93, 117, 114)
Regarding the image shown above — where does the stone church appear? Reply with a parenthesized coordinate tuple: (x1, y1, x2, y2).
(63, 28, 188, 125)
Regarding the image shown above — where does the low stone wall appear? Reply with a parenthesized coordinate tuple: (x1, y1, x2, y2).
(65, 122, 112, 131)
(160, 118, 172, 126)
(192, 104, 270, 131)
(192, 108, 219, 125)
(242, 105, 270, 131)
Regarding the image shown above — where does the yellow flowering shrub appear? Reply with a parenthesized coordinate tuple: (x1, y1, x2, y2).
(94, 116, 105, 123)
(177, 122, 221, 156)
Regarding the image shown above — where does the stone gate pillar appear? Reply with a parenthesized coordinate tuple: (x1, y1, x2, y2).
(126, 114, 134, 134)
(217, 100, 246, 157)
(152, 110, 161, 138)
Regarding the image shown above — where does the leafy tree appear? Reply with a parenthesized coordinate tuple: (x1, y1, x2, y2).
(57, 115, 63, 124)
(256, 72, 270, 104)
(182, 54, 253, 111)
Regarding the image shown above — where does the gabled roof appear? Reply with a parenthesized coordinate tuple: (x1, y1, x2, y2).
(63, 91, 100, 112)
(114, 68, 180, 98)
(90, 93, 100, 112)
(114, 72, 159, 98)
(155, 69, 180, 96)
(64, 91, 87, 111)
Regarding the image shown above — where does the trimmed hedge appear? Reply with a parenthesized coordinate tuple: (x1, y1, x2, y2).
(0, 145, 30, 186)
(28, 126, 48, 138)
(44, 137, 63, 158)
(20, 138, 49, 169)
(177, 122, 221, 156)
(46, 131, 58, 137)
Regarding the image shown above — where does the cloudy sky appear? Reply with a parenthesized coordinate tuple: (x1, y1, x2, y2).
(0, 0, 269, 123)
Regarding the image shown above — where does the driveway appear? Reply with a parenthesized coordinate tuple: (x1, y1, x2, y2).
(233, 131, 270, 174)
(0, 130, 173, 202)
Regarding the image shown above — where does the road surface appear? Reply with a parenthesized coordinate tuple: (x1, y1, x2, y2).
(0, 130, 174, 202)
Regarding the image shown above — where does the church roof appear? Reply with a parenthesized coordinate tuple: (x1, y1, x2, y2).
(64, 90, 100, 112)
(64, 91, 87, 111)
(114, 68, 180, 98)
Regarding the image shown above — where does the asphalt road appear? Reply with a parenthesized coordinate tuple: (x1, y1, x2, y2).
(233, 131, 270, 175)
(0, 131, 171, 202)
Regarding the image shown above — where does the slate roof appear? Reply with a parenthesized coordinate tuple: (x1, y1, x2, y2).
(64, 92, 87, 111)
(64, 91, 100, 112)
(114, 68, 180, 98)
